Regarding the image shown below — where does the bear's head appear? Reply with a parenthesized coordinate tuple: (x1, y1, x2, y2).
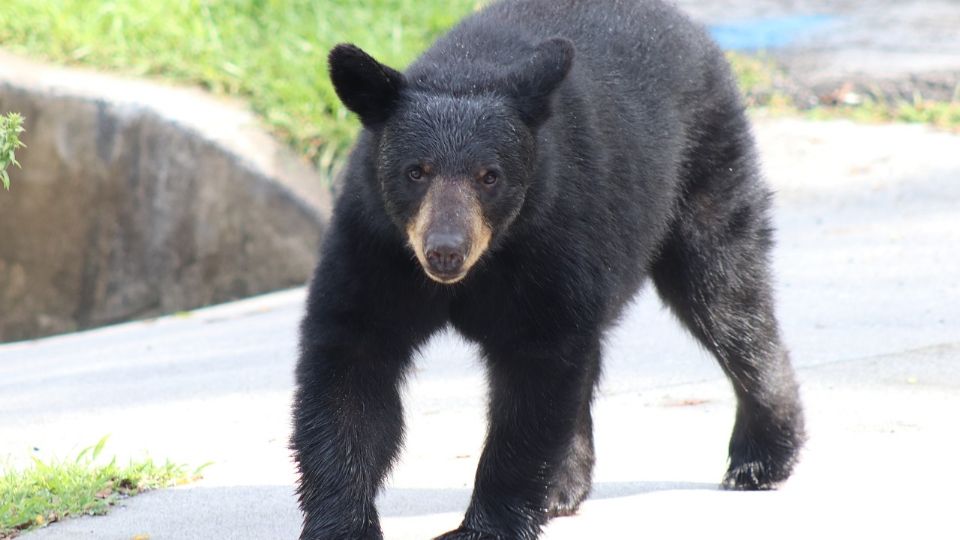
(328, 38, 574, 284)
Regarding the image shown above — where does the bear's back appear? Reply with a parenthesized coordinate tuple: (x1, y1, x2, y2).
(406, 0, 729, 113)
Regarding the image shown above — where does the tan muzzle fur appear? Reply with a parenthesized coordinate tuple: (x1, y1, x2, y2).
(405, 179, 492, 283)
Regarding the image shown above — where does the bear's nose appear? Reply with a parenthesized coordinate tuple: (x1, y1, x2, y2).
(424, 233, 466, 277)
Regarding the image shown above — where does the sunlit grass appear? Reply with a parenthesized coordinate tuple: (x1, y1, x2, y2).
(0, 437, 207, 538)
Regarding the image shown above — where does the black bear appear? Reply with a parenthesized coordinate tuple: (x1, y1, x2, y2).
(291, 0, 805, 538)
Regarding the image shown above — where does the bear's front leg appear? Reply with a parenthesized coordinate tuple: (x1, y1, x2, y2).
(436, 336, 601, 540)
(292, 219, 447, 540)
(292, 336, 399, 540)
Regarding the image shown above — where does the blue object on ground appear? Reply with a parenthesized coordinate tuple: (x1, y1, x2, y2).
(709, 14, 839, 51)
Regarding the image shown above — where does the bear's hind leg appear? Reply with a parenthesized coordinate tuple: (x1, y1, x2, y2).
(650, 173, 805, 490)
(436, 336, 602, 539)
(545, 377, 596, 517)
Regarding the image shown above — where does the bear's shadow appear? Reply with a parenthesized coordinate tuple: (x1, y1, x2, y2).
(378, 480, 717, 517)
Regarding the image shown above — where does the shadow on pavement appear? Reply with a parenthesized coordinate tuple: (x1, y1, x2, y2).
(378, 480, 716, 517)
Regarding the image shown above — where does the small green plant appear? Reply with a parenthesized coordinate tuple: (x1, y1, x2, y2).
(0, 436, 208, 538)
(0, 112, 25, 190)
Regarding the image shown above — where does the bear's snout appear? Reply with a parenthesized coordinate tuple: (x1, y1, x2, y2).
(425, 232, 467, 277)
(405, 179, 493, 284)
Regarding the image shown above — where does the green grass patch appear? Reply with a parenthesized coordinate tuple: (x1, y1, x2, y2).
(807, 97, 960, 131)
(0, 112, 25, 190)
(725, 52, 799, 115)
(0, 436, 206, 538)
(726, 52, 960, 131)
(0, 0, 480, 178)
(726, 52, 783, 104)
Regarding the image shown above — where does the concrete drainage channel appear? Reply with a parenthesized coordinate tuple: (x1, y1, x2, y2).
(0, 52, 332, 342)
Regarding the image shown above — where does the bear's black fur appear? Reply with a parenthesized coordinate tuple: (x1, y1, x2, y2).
(291, 0, 805, 538)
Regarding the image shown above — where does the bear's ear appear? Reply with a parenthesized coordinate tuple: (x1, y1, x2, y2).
(507, 38, 575, 127)
(328, 44, 405, 127)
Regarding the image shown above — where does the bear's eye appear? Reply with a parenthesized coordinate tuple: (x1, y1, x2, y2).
(480, 170, 499, 186)
(407, 166, 425, 182)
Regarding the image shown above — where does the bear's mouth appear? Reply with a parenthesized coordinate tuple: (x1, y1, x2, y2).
(423, 267, 469, 284)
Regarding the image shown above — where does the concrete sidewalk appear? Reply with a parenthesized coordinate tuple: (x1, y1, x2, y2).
(2, 116, 958, 539)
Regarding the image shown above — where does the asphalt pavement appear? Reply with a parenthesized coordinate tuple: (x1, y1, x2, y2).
(2, 115, 959, 539)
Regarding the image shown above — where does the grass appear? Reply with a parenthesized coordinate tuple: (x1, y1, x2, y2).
(725, 52, 796, 109)
(807, 97, 960, 131)
(0, 112, 25, 190)
(726, 52, 960, 131)
(0, 0, 480, 178)
(0, 2, 956, 180)
(0, 437, 206, 538)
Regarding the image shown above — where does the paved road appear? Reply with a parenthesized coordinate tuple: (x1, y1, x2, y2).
(2, 116, 958, 539)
